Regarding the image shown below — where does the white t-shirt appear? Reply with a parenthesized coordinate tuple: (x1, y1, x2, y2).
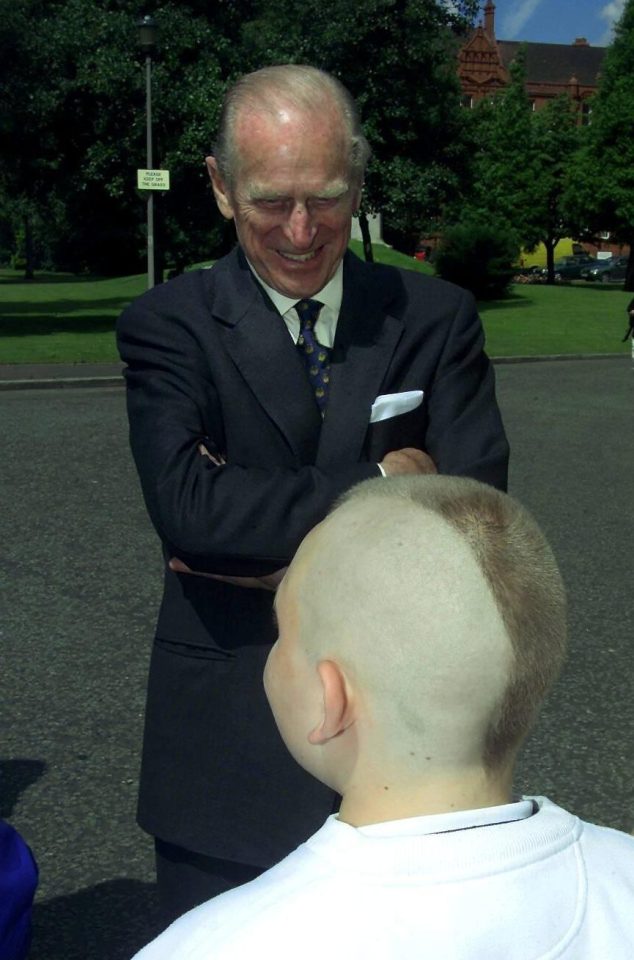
(133, 797, 634, 959)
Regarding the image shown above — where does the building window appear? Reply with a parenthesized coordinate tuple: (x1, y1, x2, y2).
(461, 94, 474, 109)
(581, 101, 592, 125)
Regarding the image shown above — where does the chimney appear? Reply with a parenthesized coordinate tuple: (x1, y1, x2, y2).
(484, 1, 495, 39)
(573, 37, 589, 46)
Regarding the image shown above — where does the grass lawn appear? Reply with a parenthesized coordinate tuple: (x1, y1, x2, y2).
(0, 269, 147, 363)
(479, 282, 631, 357)
(0, 250, 630, 364)
(348, 239, 435, 275)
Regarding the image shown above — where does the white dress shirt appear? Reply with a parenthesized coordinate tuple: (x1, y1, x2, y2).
(248, 261, 343, 347)
(247, 260, 387, 472)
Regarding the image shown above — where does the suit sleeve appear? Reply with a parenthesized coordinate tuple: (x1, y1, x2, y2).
(117, 297, 378, 572)
(424, 289, 509, 491)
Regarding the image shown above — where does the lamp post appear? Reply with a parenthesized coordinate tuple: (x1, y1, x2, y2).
(137, 15, 157, 288)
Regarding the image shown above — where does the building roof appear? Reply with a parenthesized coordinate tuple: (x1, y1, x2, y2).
(498, 41, 605, 85)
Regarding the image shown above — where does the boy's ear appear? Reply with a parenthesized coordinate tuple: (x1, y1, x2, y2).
(308, 660, 355, 745)
(205, 156, 235, 221)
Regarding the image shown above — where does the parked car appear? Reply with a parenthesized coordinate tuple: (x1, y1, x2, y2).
(513, 264, 543, 283)
(581, 256, 629, 282)
(539, 255, 596, 281)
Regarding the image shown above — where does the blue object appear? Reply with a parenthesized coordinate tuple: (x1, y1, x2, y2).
(0, 820, 38, 960)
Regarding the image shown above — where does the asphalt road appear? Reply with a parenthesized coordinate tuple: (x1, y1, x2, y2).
(1, 358, 633, 959)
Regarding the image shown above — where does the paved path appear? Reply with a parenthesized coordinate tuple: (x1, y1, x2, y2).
(1, 358, 633, 959)
(0, 354, 628, 387)
(0, 362, 124, 389)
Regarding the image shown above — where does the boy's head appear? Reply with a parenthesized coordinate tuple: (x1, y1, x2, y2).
(264, 476, 567, 809)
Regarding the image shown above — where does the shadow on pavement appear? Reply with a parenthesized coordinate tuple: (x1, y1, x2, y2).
(32, 879, 161, 960)
(0, 759, 47, 817)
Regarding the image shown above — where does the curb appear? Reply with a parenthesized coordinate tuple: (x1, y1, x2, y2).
(0, 353, 629, 392)
(0, 375, 124, 392)
(492, 352, 629, 364)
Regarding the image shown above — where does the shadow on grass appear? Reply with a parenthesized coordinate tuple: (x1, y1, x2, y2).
(478, 297, 533, 312)
(0, 314, 118, 336)
(516, 281, 627, 294)
(479, 283, 630, 314)
(566, 283, 628, 294)
(0, 272, 107, 285)
(0, 297, 130, 315)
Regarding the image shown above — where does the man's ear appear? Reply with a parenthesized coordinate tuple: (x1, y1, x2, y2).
(205, 156, 235, 221)
(308, 660, 355, 745)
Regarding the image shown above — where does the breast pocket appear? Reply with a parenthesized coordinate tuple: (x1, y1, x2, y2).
(364, 404, 428, 462)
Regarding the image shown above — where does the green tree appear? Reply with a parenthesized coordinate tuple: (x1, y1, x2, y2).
(564, 0, 634, 290)
(464, 53, 534, 245)
(462, 53, 581, 283)
(0, 0, 231, 276)
(435, 218, 518, 299)
(0, 0, 65, 276)
(527, 95, 580, 282)
(239, 0, 479, 256)
(1, 0, 480, 274)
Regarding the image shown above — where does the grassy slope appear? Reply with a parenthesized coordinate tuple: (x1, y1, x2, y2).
(0, 270, 147, 363)
(347, 239, 435, 275)
(0, 250, 630, 363)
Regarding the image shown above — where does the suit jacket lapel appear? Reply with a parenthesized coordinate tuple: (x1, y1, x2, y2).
(209, 250, 322, 462)
(317, 253, 404, 469)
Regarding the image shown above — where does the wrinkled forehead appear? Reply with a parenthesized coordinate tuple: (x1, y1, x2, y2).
(231, 101, 351, 171)
(234, 90, 345, 133)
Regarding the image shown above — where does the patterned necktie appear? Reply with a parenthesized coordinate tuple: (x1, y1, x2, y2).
(296, 299, 331, 415)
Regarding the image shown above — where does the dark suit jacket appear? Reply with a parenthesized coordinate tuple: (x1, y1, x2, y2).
(117, 248, 509, 865)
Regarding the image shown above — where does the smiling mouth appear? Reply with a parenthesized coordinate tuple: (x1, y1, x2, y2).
(278, 248, 321, 263)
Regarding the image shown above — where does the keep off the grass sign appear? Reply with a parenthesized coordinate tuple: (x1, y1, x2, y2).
(137, 169, 170, 190)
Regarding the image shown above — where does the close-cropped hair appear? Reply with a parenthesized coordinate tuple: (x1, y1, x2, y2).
(336, 476, 568, 769)
(213, 64, 371, 188)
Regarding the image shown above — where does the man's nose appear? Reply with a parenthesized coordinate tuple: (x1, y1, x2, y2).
(283, 203, 317, 249)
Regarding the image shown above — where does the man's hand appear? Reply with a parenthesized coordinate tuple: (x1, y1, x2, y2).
(169, 557, 287, 591)
(380, 447, 437, 476)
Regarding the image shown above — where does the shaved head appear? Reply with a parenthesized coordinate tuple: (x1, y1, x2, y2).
(274, 475, 566, 777)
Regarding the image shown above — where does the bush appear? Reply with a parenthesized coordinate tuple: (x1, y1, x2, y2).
(435, 221, 519, 299)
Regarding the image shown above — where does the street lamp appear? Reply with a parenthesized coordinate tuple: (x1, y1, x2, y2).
(137, 14, 157, 288)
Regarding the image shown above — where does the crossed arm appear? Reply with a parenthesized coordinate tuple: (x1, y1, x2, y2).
(169, 443, 436, 590)
(118, 279, 506, 592)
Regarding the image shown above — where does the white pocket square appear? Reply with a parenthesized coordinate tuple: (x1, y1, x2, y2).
(370, 390, 424, 424)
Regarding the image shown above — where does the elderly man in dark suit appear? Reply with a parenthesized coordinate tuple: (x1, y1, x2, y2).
(117, 63, 509, 923)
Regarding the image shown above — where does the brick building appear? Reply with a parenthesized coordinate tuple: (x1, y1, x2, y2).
(452, 4, 628, 262)
(458, 1, 605, 121)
